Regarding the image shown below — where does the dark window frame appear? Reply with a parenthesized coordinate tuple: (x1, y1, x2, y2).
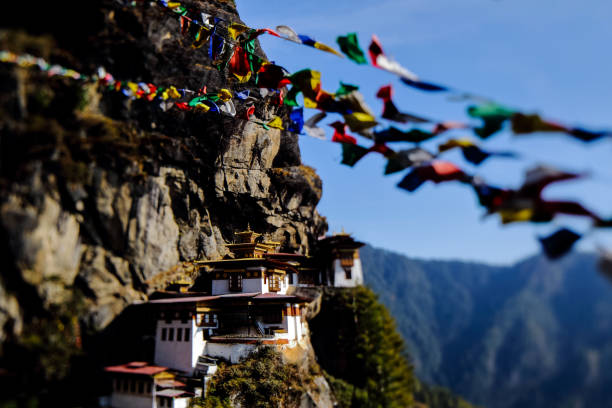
(229, 273, 243, 292)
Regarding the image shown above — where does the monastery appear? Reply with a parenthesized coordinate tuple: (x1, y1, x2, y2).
(104, 229, 364, 408)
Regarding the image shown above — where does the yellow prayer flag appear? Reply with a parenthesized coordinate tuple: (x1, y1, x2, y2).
(499, 208, 533, 224)
(303, 97, 318, 109)
(438, 138, 476, 153)
(314, 42, 344, 58)
(195, 103, 210, 112)
(267, 116, 284, 130)
(127, 82, 139, 94)
(232, 71, 252, 83)
(218, 88, 233, 102)
(228, 23, 250, 40)
(167, 86, 181, 99)
(343, 112, 378, 132)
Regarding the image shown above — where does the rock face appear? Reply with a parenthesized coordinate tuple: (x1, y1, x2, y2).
(0, 0, 326, 391)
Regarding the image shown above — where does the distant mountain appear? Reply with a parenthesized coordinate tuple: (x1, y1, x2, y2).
(361, 245, 612, 408)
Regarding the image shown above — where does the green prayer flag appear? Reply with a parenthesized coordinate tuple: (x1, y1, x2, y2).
(335, 82, 359, 97)
(336, 33, 367, 64)
(467, 103, 516, 139)
(188, 96, 208, 107)
(341, 143, 369, 167)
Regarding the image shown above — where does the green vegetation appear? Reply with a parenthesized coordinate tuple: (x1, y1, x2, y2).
(414, 380, 479, 408)
(195, 347, 305, 408)
(360, 244, 612, 408)
(310, 286, 416, 408)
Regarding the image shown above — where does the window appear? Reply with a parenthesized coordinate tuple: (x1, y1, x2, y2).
(147, 382, 152, 394)
(138, 381, 144, 394)
(288, 273, 294, 285)
(180, 312, 189, 323)
(262, 308, 283, 324)
(176, 328, 182, 342)
(229, 273, 243, 292)
(130, 379, 136, 393)
(161, 327, 167, 341)
(168, 328, 174, 341)
(268, 275, 280, 292)
(184, 328, 190, 340)
(122, 379, 129, 392)
(344, 268, 352, 280)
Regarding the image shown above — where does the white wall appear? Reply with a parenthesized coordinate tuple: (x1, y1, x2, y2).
(242, 277, 265, 294)
(204, 342, 256, 363)
(191, 321, 207, 371)
(332, 258, 363, 287)
(110, 392, 153, 408)
(155, 318, 198, 374)
(173, 397, 190, 408)
(211, 278, 229, 295)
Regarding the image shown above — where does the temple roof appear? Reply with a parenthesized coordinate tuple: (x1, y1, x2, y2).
(104, 362, 167, 376)
(148, 292, 308, 305)
(318, 233, 365, 249)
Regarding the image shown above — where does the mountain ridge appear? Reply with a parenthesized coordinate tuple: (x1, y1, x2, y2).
(361, 244, 612, 408)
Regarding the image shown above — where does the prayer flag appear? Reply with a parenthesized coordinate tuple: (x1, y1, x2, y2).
(337, 33, 367, 64)
(219, 100, 236, 117)
(520, 165, 581, 197)
(467, 103, 517, 138)
(228, 45, 251, 82)
(275, 25, 342, 57)
(267, 116, 284, 130)
(257, 63, 290, 89)
(341, 143, 370, 167)
(398, 161, 466, 192)
(225, 23, 248, 40)
(330, 122, 357, 144)
(285, 69, 321, 106)
(397, 171, 425, 192)
(368, 35, 419, 81)
(400, 78, 447, 92)
(438, 138, 516, 165)
(336, 89, 375, 116)
(569, 128, 610, 142)
(304, 112, 327, 140)
(336, 82, 359, 97)
(288, 108, 304, 133)
(276, 25, 302, 43)
(243, 105, 255, 120)
(376, 85, 429, 123)
(539, 228, 581, 259)
(343, 112, 377, 132)
(384, 148, 434, 174)
(374, 127, 436, 143)
(511, 113, 567, 134)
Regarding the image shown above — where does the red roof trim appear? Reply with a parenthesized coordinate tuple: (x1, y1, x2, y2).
(104, 362, 167, 376)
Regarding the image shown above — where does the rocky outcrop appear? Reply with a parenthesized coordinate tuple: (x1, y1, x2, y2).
(0, 0, 326, 376)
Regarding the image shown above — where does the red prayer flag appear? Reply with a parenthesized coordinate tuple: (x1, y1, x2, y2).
(175, 102, 191, 111)
(330, 121, 357, 144)
(229, 45, 251, 78)
(243, 105, 255, 120)
(376, 85, 393, 102)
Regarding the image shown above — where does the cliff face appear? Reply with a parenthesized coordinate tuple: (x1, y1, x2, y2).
(0, 0, 325, 378)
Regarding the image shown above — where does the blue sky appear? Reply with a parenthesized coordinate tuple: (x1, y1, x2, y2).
(235, 0, 612, 265)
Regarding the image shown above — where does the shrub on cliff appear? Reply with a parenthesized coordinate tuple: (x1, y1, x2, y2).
(198, 347, 305, 408)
